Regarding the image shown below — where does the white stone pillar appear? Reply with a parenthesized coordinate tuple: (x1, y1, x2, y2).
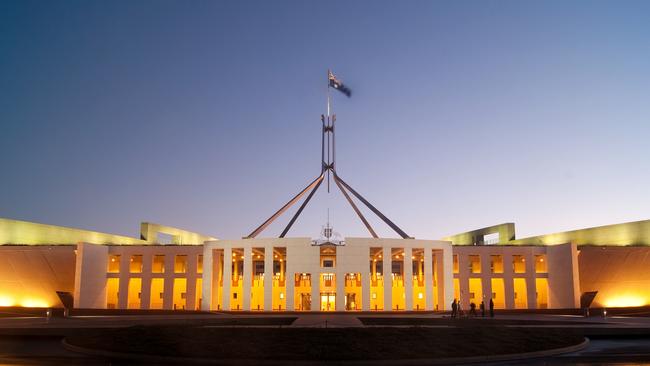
(212, 250, 222, 310)
(163, 275, 174, 310)
(222, 247, 232, 310)
(424, 248, 434, 310)
(286, 271, 295, 311)
(435, 251, 444, 310)
(264, 246, 273, 311)
(525, 251, 537, 309)
(362, 270, 371, 311)
(201, 247, 213, 310)
(243, 247, 253, 311)
(458, 253, 469, 310)
(383, 247, 392, 311)
(404, 247, 413, 311)
(311, 273, 320, 311)
(336, 272, 346, 311)
(504, 254, 515, 309)
(442, 245, 454, 311)
(117, 255, 129, 309)
(481, 252, 492, 310)
(139, 254, 152, 310)
(186, 275, 196, 311)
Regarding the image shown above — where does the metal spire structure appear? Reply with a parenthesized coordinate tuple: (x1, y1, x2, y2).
(245, 70, 412, 240)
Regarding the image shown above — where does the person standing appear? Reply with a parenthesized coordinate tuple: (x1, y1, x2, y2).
(451, 299, 458, 318)
(489, 298, 495, 317)
(470, 302, 477, 317)
(480, 300, 485, 317)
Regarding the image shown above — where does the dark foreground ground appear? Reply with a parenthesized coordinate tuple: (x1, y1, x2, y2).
(65, 325, 583, 361)
(2, 311, 650, 365)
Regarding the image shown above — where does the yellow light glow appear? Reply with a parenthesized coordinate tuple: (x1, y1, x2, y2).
(604, 295, 647, 308)
(418, 293, 423, 299)
(232, 253, 236, 257)
(0, 295, 16, 307)
(20, 298, 49, 308)
(0, 294, 49, 308)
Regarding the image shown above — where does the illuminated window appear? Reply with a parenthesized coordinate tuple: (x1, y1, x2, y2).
(453, 255, 459, 273)
(490, 255, 503, 273)
(535, 255, 547, 273)
(197, 255, 203, 274)
(152, 255, 165, 273)
(107, 255, 120, 273)
(174, 255, 187, 273)
(150, 278, 164, 309)
(129, 255, 143, 273)
(468, 255, 481, 273)
(512, 255, 526, 273)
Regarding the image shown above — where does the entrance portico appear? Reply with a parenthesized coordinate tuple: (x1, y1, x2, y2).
(201, 237, 454, 312)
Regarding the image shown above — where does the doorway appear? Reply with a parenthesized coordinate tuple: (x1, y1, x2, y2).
(300, 293, 311, 311)
(320, 292, 335, 311)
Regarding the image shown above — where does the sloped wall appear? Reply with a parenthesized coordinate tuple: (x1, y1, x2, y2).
(0, 245, 76, 307)
(579, 246, 650, 307)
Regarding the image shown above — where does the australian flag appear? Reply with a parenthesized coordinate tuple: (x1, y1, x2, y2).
(328, 70, 352, 97)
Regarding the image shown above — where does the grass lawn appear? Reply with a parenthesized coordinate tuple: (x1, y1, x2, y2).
(65, 325, 584, 360)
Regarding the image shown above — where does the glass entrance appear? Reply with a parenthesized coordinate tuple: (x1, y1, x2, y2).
(320, 292, 335, 311)
(300, 293, 311, 311)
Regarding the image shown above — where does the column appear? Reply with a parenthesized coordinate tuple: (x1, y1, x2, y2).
(264, 246, 273, 311)
(140, 255, 152, 310)
(424, 248, 434, 310)
(383, 247, 392, 311)
(362, 270, 371, 311)
(504, 254, 515, 309)
(140, 276, 151, 310)
(222, 247, 232, 310)
(201, 247, 213, 310)
(310, 273, 320, 311)
(481, 253, 492, 310)
(163, 255, 174, 310)
(525, 251, 537, 309)
(212, 250, 222, 310)
(117, 255, 129, 309)
(163, 274, 174, 310)
(434, 251, 443, 310)
(404, 247, 413, 311)
(336, 273, 345, 311)
(186, 275, 196, 311)
(442, 245, 454, 311)
(458, 253, 469, 310)
(286, 271, 295, 311)
(243, 247, 253, 311)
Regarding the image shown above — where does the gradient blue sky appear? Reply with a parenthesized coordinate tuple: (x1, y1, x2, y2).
(1, 0, 649, 241)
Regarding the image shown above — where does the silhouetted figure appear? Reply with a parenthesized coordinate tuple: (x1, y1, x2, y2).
(480, 301, 485, 317)
(451, 299, 458, 318)
(489, 298, 495, 317)
(470, 302, 477, 317)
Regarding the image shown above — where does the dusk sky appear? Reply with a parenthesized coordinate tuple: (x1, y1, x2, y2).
(1, 1, 649, 241)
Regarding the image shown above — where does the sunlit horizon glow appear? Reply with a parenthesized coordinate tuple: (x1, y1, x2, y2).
(1, 1, 649, 241)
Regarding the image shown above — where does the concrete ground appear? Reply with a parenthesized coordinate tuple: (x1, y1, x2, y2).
(2, 312, 650, 365)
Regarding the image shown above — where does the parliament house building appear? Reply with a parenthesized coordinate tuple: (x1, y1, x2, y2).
(1, 216, 649, 312)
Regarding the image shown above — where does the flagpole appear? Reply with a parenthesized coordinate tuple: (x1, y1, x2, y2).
(327, 69, 331, 192)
